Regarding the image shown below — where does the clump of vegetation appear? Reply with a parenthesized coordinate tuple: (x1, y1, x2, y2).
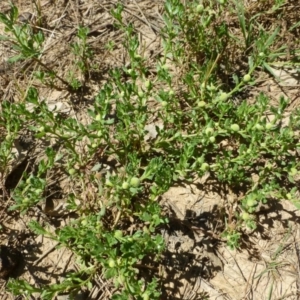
(0, 0, 299, 299)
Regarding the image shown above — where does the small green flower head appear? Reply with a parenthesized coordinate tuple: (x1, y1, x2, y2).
(108, 258, 115, 268)
(230, 124, 240, 132)
(196, 4, 204, 13)
(122, 182, 129, 189)
(246, 197, 257, 207)
(22, 198, 30, 204)
(198, 100, 206, 108)
(200, 162, 210, 171)
(68, 168, 76, 175)
(169, 89, 175, 96)
(255, 124, 263, 131)
(265, 122, 274, 130)
(219, 92, 228, 101)
(81, 219, 88, 226)
(209, 136, 216, 143)
(35, 189, 42, 195)
(243, 74, 251, 82)
(205, 127, 214, 135)
(241, 212, 251, 221)
(114, 230, 123, 239)
(130, 177, 140, 188)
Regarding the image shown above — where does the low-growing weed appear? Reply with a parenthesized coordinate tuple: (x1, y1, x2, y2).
(0, 0, 300, 298)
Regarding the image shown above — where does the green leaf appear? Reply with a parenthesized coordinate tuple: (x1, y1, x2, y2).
(8, 54, 24, 63)
(112, 293, 129, 300)
(264, 27, 280, 49)
(10, 5, 19, 23)
(234, 0, 246, 42)
(104, 118, 115, 124)
(87, 281, 93, 289)
(263, 62, 277, 77)
(104, 267, 117, 279)
(28, 220, 49, 235)
(8, 205, 20, 211)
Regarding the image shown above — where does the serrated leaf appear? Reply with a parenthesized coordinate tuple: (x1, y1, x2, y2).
(28, 220, 48, 235)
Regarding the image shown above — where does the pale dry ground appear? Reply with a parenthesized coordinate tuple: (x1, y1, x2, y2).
(0, 0, 300, 299)
(162, 182, 300, 299)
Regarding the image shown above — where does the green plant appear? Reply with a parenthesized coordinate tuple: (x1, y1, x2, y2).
(70, 26, 94, 86)
(1, 0, 300, 299)
(0, 4, 75, 90)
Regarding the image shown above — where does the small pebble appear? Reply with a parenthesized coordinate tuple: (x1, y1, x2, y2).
(17, 12, 33, 23)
